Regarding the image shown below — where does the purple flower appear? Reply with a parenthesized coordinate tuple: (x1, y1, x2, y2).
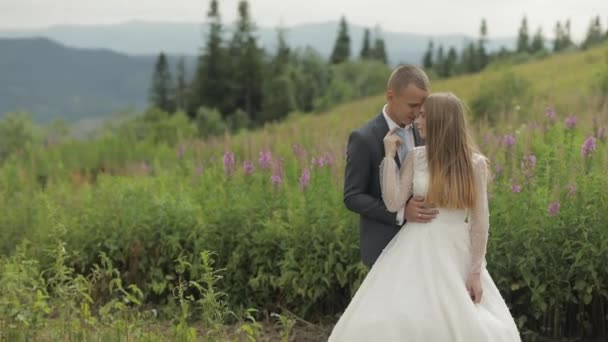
(299, 168, 311, 190)
(523, 154, 537, 170)
(565, 116, 577, 129)
(545, 107, 556, 124)
(567, 184, 577, 198)
(292, 144, 307, 159)
(223, 152, 235, 174)
(271, 173, 282, 187)
(581, 136, 596, 158)
(177, 145, 186, 158)
(528, 155, 537, 169)
(322, 152, 335, 166)
(243, 160, 255, 175)
(270, 158, 284, 187)
(258, 151, 272, 169)
(597, 127, 606, 141)
(494, 163, 503, 175)
(196, 164, 204, 176)
(312, 157, 325, 168)
(502, 134, 516, 148)
(511, 184, 522, 193)
(548, 202, 561, 217)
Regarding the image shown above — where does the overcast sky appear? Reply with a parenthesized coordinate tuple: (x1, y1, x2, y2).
(1, 0, 607, 40)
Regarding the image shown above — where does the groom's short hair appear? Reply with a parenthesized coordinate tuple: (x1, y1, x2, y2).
(387, 64, 430, 92)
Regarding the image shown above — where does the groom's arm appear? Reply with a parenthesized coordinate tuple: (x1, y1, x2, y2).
(343, 130, 401, 226)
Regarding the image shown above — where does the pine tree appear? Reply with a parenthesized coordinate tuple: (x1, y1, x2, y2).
(422, 40, 434, 69)
(553, 21, 564, 52)
(478, 19, 489, 70)
(435, 45, 445, 77)
(517, 16, 530, 53)
(330, 16, 351, 64)
(530, 27, 545, 52)
(261, 28, 295, 122)
(460, 42, 478, 73)
(228, 0, 265, 123)
(564, 19, 573, 48)
(554, 20, 573, 52)
(371, 27, 388, 64)
(583, 16, 604, 49)
(273, 27, 291, 74)
(360, 28, 372, 59)
(149, 51, 175, 113)
(445, 47, 458, 77)
(190, 0, 229, 117)
(175, 57, 188, 111)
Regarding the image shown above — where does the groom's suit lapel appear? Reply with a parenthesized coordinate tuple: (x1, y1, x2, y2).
(372, 112, 402, 169)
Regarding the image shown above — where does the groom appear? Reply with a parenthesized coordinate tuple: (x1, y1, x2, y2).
(344, 64, 439, 267)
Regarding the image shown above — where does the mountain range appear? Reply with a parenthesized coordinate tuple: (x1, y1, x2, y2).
(0, 20, 516, 123)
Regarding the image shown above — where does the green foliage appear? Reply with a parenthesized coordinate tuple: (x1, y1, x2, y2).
(135, 108, 198, 144)
(0, 111, 37, 163)
(592, 51, 608, 106)
(260, 74, 296, 122)
(290, 47, 331, 112)
(470, 71, 532, 123)
(314, 61, 390, 112)
(196, 106, 228, 137)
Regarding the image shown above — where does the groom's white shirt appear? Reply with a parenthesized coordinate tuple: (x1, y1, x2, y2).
(382, 104, 414, 226)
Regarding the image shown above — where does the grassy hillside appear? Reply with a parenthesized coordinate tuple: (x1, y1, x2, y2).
(214, 43, 607, 161)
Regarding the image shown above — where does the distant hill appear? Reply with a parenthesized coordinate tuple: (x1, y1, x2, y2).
(0, 20, 516, 64)
(0, 21, 517, 123)
(0, 38, 195, 122)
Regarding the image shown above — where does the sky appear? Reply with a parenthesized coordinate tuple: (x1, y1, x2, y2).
(1, 0, 607, 41)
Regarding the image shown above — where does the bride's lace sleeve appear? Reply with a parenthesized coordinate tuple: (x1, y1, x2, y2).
(469, 154, 490, 274)
(380, 151, 414, 213)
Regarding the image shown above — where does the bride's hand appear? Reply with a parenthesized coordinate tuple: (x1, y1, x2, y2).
(383, 127, 403, 158)
(466, 273, 483, 304)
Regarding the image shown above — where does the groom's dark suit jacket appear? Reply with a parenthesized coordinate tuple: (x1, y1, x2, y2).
(344, 111, 424, 267)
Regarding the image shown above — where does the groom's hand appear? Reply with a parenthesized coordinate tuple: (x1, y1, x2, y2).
(383, 127, 403, 158)
(405, 196, 438, 223)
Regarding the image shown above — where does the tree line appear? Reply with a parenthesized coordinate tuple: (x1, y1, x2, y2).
(149, 0, 389, 134)
(423, 16, 608, 78)
(151, 4, 608, 134)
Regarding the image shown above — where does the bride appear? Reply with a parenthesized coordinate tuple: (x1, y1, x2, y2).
(329, 92, 521, 341)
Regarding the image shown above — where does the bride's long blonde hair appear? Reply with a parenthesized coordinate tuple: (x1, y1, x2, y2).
(423, 92, 481, 209)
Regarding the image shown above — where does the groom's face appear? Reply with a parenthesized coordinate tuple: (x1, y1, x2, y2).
(387, 83, 428, 127)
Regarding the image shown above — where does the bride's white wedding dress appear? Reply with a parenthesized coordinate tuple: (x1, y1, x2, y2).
(329, 146, 521, 342)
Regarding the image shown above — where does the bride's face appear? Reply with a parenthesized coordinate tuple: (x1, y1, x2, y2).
(416, 106, 426, 139)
